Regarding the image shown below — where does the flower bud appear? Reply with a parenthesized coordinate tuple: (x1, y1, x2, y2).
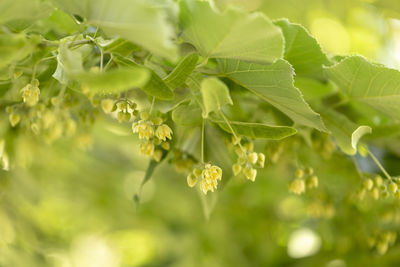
(363, 179, 374, 191)
(161, 142, 170, 150)
(153, 149, 163, 162)
(243, 167, 256, 182)
(9, 113, 20, 127)
(232, 163, 242, 176)
(247, 152, 258, 165)
(307, 175, 319, 189)
(256, 153, 265, 168)
(140, 111, 149, 120)
(193, 167, 202, 177)
(101, 99, 114, 113)
(187, 173, 198, 187)
(295, 169, 304, 179)
(288, 179, 306, 195)
(388, 182, 398, 194)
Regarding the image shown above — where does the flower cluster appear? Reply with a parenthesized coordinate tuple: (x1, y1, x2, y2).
(21, 79, 40, 107)
(230, 137, 265, 182)
(288, 167, 318, 195)
(187, 163, 223, 194)
(367, 231, 397, 255)
(101, 99, 138, 123)
(132, 111, 172, 162)
(356, 175, 400, 201)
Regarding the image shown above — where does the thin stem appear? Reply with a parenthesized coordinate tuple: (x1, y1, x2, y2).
(219, 110, 244, 151)
(364, 146, 392, 182)
(149, 97, 155, 115)
(94, 27, 99, 38)
(100, 49, 104, 71)
(201, 119, 205, 163)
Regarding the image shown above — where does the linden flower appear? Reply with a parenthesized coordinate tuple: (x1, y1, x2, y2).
(140, 142, 154, 157)
(155, 124, 172, 141)
(288, 178, 306, 195)
(21, 84, 40, 107)
(200, 164, 222, 194)
(132, 120, 154, 140)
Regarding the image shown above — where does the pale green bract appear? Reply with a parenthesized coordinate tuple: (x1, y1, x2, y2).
(322, 109, 372, 155)
(179, 0, 284, 63)
(200, 77, 233, 118)
(325, 56, 400, 121)
(219, 59, 327, 131)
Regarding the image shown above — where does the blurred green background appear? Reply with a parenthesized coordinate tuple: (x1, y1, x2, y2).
(2, 0, 400, 266)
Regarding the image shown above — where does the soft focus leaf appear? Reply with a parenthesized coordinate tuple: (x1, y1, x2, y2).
(172, 103, 202, 126)
(52, 0, 178, 60)
(220, 59, 327, 131)
(53, 43, 85, 84)
(180, 0, 283, 63)
(200, 77, 233, 117)
(142, 71, 175, 100)
(73, 68, 150, 93)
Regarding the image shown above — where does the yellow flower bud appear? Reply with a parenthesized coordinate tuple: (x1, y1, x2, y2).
(371, 187, 380, 200)
(101, 99, 115, 113)
(117, 111, 125, 123)
(388, 182, 398, 194)
(363, 179, 374, 191)
(9, 113, 20, 127)
(374, 175, 383, 187)
(231, 135, 241, 145)
(140, 111, 149, 120)
(307, 175, 319, 189)
(155, 124, 172, 141)
(232, 163, 242, 176)
(243, 167, 257, 182)
(247, 152, 258, 165)
(295, 169, 304, 178)
(305, 167, 314, 175)
(244, 142, 254, 152)
(193, 167, 202, 177)
(187, 173, 198, 188)
(256, 153, 265, 168)
(140, 142, 154, 157)
(152, 117, 163, 125)
(288, 179, 306, 195)
(153, 149, 163, 162)
(161, 142, 170, 150)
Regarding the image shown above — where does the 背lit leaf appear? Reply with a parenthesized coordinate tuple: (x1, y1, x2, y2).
(180, 0, 283, 63)
(200, 77, 233, 117)
(164, 53, 199, 89)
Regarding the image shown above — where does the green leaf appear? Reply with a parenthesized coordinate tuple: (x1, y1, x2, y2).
(134, 160, 159, 207)
(73, 68, 150, 93)
(274, 19, 331, 80)
(111, 54, 174, 100)
(321, 109, 372, 155)
(211, 118, 297, 140)
(0, 34, 33, 69)
(0, 0, 52, 24)
(179, 0, 283, 63)
(200, 77, 233, 117)
(220, 59, 327, 131)
(143, 71, 175, 100)
(53, 43, 85, 84)
(294, 77, 336, 101)
(172, 103, 202, 126)
(325, 56, 400, 120)
(164, 53, 199, 89)
(52, 0, 178, 60)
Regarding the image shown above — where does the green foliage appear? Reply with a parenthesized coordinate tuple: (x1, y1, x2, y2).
(2, 0, 400, 265)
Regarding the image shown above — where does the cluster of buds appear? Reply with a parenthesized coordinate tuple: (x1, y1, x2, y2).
(171, 150, 196, 173)
(231, 136, 265, 182)
(306, 202, 335, 219)
(357, 175, 400, 201)
(313, 133, 336, 159)
(288, 167, 318, 195)
(132, 111, 172, 162)
(367, 231, 397, 255)
(21, 79, 40, 107)
(187, 163, 223, 194)
(101, 99, 138, 123)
